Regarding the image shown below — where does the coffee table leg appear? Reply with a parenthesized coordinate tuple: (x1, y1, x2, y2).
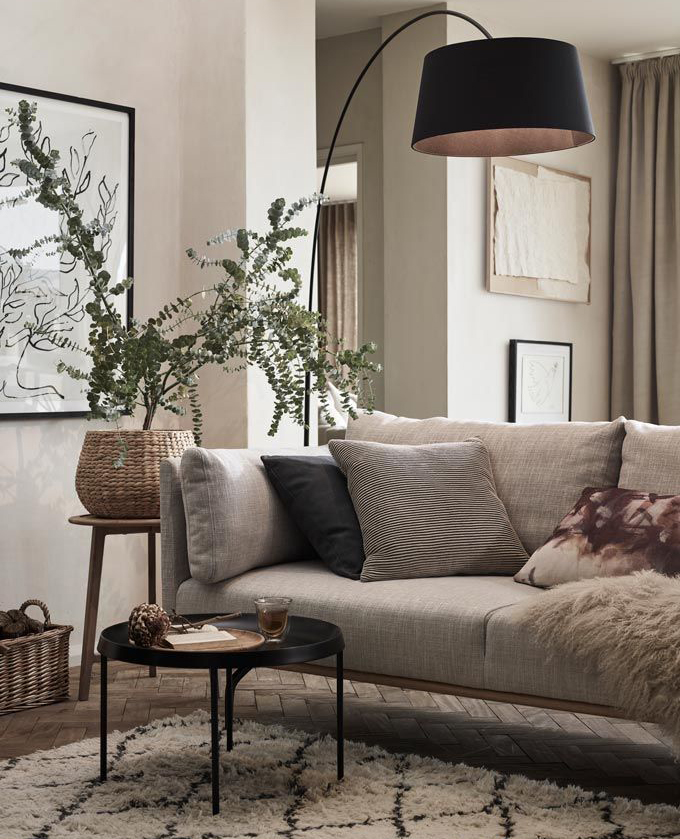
(210, 667, 220, 815)
(225, 668, 234, 751)
(100, 654, 107, 782)
(147, 532, 157, 679)
(336, 651, 344, 780)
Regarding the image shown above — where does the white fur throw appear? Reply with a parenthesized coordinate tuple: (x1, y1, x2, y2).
(518, 570, 680, 750)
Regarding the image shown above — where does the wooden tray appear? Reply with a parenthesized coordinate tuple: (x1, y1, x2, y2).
(160, 629, 265, 653)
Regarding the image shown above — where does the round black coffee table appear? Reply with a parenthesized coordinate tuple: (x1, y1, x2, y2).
(97, 613, 344, 815)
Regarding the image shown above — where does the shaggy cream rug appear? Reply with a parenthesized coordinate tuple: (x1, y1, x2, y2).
(1, 712, 680, 838)
(519, 570, 680, 751)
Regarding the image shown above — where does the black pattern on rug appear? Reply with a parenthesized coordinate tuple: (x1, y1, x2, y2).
(1, 711, 680, 839)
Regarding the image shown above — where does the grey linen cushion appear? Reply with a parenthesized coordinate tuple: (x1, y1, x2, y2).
(180, 447, 327, 584)
(619, 420, 680, 493)
(347, 411, 626, 554)
(329, 438, 528, 582)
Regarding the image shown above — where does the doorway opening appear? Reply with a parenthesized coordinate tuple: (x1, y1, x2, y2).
(316, 149, 361, 443)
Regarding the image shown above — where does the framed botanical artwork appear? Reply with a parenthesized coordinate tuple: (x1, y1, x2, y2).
(0, 82, 134, 418)
(509, 340, 572, 424)
(488, 157, 591, 304)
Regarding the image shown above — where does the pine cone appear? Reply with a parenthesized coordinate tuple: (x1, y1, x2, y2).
(0, 609, 44, 639)
(128, 603, 170, 647)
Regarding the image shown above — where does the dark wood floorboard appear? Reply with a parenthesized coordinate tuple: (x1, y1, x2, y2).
(1, 662, 677, 806)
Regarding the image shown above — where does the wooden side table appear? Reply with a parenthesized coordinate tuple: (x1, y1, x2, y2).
(68, 515, 160, 701)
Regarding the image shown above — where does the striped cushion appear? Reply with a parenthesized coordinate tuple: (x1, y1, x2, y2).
(329, 438, 529, 582)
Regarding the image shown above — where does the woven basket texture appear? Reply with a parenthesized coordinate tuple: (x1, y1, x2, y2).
(76, 430, 195, 518)
(0, 600, 73, 715)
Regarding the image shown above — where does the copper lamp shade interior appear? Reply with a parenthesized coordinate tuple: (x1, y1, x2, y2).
(411, 37, 595, 157)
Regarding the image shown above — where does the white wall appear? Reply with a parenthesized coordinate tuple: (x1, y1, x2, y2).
(318, 162, 358, 202)
(325, 3, 617, 422)
(316, 29, 385, 410)
(178, 0, 317, 450)
(0, 0, 182, 662)
(0, 0, 316, 659)
(447, 52, 617, 422)
(246, 0, 317, 448)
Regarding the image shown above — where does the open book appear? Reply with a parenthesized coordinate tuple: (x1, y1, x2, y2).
(164, 625, 237, 649)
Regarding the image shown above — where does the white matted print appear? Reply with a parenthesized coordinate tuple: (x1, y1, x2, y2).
(509, 340, 572, 424)
(0, 84, 133, 417)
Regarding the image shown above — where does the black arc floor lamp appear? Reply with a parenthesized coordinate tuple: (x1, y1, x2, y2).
(303, 9, 595, 444)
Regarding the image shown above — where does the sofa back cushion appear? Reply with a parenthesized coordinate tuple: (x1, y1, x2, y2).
(619, 420, 680, 493)
(347, 411, 626, 554)
(261, 454, 365, 580)
(180, 447, 327, 584)
(330, 438, 528, 581)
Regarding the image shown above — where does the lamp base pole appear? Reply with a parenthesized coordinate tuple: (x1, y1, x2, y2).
(303, 371, 311, 446)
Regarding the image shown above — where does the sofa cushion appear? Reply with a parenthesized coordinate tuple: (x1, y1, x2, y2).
(619, 420, 680, 493)
(515, 486, 680, 587)
(329, 438, 528, 581)
(347, 411, 626, 554)
(484, 600, 617, 707)
(260, 454, 364, 580)
(180, 447, 327, 584)
(175, 562, 541, 688)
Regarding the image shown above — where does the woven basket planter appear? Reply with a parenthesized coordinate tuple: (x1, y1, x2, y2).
(0, 600, 73, 715)
(76, 430, 195, 518)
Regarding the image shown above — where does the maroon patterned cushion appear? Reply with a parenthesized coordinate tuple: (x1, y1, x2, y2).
(515, 486, 680, 587)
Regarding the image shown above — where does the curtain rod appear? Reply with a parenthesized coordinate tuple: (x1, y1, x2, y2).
(321, 198, 357, 206)
(612, 47, 680, 64)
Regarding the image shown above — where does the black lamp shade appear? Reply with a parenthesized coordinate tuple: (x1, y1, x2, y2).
(412, 37, 595, 157)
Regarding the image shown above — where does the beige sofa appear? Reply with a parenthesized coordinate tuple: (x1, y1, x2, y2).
(160, 414, 679, 717)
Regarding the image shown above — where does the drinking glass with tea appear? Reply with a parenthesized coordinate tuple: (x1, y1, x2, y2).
(254, 597, 292, 642)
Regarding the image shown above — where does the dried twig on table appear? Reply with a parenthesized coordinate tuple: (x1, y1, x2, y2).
(168, 610, 241, 634)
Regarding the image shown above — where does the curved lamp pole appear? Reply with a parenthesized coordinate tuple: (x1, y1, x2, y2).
(303, 9, 594, 444)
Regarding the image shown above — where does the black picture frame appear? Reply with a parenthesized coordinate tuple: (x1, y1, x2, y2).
(0, 82, 135, 420)
(508, 339, 573, 423)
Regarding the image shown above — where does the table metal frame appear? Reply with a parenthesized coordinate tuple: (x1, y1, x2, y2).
(98, 615, 344, 815)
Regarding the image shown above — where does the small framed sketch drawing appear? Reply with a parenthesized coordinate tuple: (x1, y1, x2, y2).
(509, 340, 572, 424)
(0, 82, 134, 419)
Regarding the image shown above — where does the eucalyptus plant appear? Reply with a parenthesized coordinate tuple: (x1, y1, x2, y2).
(1, 100, 378, 445)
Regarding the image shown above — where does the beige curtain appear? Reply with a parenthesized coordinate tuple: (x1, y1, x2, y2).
(611, 56, 680, 424)
(318, 201, 358, 351)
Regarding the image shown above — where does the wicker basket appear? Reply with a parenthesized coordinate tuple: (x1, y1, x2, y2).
(0, 600, 73, 715)
(76, 429, 195, 518)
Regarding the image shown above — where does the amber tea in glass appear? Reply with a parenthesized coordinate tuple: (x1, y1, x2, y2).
(254, 597, 292, 642)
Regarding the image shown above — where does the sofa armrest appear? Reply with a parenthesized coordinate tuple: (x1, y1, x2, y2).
(160, 456, 191, 611)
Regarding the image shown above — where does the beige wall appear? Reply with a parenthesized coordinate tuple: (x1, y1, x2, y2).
(179, 0, 249, 449)
(0, 0, 316, 659)
(382, 7, 449, 418)
(316, 29, 385, 410)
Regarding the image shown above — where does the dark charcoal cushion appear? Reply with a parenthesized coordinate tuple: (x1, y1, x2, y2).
(260, 455, 364, 580)
(515, 486, 680, 587)
(329, 438, 529, 582)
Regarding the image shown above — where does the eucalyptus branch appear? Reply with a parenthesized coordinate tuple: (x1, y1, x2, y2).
(1, 102, 379, 443)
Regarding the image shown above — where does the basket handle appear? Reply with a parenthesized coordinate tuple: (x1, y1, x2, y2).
(20, 599, 51, 629)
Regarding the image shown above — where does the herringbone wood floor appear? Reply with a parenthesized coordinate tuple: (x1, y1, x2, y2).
(1, 663, 678, 806)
